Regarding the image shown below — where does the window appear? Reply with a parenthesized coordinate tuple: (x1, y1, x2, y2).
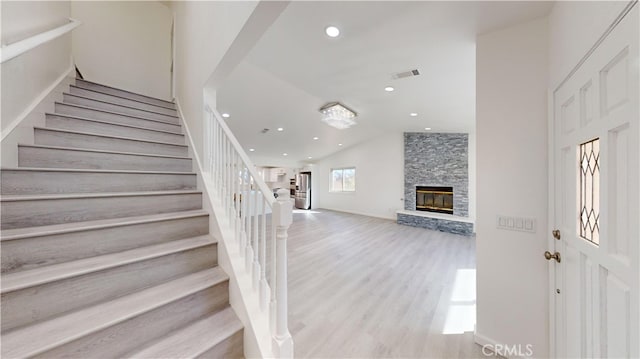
(330, 167, 356, 192)
(579, 138, 600, 245)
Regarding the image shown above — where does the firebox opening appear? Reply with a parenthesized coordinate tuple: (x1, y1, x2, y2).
(416, 186, 454, 214)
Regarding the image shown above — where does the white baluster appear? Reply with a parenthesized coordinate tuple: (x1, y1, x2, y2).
(245, 176, 254, 272)
(272, 188, 293, 358)
(260, 195, 270, 311)
(270, 196, 277, 333)
(252, 190, 260, 290)
(239, 166, 247, 257)
(235, 152, 242, 249)
(228, 145, 234, 224)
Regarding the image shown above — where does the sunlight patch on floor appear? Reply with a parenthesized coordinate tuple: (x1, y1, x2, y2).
(293, 209, 321, 214)
(442, 269, 477, 335)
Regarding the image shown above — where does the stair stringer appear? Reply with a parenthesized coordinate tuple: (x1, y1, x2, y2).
(175, 99, 275, 359)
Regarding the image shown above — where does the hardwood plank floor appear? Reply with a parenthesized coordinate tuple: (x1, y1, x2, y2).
(286, 209, 485, 358)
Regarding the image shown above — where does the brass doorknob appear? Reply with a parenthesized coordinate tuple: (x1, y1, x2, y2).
(544, 251, 561, 263)
(552, 229, 561, 240)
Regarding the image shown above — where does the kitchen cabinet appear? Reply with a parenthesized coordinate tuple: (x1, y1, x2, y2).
(268, 167, 287, 182)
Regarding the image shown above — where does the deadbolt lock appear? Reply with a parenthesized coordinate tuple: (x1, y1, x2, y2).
(552, 229, 561, 240)
(544, 251, 561, 263)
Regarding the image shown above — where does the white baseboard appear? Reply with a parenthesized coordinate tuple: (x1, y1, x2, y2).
(1, 65, 75, 168)
(1, 65, 73, 142)
(318, 207, 397, 221)
(474, 330, 533, 359)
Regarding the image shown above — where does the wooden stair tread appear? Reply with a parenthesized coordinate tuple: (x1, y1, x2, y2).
(0, 209, 208, 241)
(0, 268, 227, 358)
(1, 235, 216, 293)
(18, 144, 191, 159)
(75, 78, 175, 108)
(69, 84, 177, 111)
(128, 306, 242, 358)
(1, 189, 201, 202)
(1, 167, 195, 175)
(34, 126, 188, 148)
(55, 102, 179, 126)
(45, 112, 184, 135)
(63, 92, 179, 119)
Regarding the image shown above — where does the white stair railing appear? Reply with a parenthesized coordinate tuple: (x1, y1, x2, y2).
(204, 106, 294, 358)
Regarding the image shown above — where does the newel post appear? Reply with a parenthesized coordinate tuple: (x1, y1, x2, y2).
(272, 189, 294, 358)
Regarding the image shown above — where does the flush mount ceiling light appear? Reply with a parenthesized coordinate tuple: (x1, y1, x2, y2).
(222, 113, 230, 118)
(249, 148, 255, 152)
(410, 112, 418, 117)
(313, 136, 319, 140)
(325, 26, 340, 37)
(384, 86, 395, 92)
(319, 102, 357, 130)
(277, 127, 284, 132)
(424, 127, 432, 131)
(283, 153, 288, 156)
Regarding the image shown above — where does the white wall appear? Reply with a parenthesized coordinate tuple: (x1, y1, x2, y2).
(1, 0, 73, 166)
(71, 1, 172, 100)
(172, 1, 258, 161)
(548, 1, 630, 89)
(476, 16, 549, 357)
(315, 133, 404, 220)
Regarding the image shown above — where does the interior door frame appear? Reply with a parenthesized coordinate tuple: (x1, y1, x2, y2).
(547, 2, 638, 357)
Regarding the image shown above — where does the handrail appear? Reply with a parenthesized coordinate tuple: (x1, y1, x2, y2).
(204, 105, 293, 358)
(1, 18, 81, 64)
(210, 106, 276, 207)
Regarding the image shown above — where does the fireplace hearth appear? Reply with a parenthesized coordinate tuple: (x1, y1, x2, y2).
(416, 186, 454, 214)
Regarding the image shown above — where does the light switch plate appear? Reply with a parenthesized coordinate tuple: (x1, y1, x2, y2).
(496, 215, 536, 233)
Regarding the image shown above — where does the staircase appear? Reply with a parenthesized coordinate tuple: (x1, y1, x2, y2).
(0, 78, 244, 358)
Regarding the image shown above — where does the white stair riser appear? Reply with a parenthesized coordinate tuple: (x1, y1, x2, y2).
(1, 193, 202, 229)
(197, 330, 244, 359)
(33, 283, 229, 359)
(1, 170, 196, 195)
(75, 79, 176, 109)
(1, 245, 218, 332)
(69, 86, 178, 117)
(1, 215, 210, 274)
(46, 114, 184, 144)
(19, 146, 192, 172)
(55, 102, 182, 132)
(63, 94, 179, 124)
(34, 128, 188, 157)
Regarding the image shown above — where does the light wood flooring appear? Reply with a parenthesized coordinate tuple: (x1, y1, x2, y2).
(286, 209, 485, 358)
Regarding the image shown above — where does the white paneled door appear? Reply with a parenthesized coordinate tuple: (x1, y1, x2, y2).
(551, 4, 639, 358)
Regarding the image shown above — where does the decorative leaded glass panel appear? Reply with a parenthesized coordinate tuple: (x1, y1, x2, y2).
(579, 138, 600, 245)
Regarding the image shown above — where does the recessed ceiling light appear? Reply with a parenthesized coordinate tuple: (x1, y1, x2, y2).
(277, 127, 284, 132)
(222, 113, 230, 118)
(325, 26, 340, 38)
(410, 113, 418, 117)
(384, 86, 394, 92)
(338, 143, 343, 146)
(424, 127, 432, 131)
(313, 136, 319, 140)
(283, 153, 288, 156)
(249, 148, 255, 152)
(308, 156, 313, 159)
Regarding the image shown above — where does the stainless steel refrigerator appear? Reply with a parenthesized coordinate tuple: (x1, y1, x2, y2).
(294, 172, 311, 209)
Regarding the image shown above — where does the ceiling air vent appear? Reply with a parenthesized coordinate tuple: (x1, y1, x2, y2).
(261, 128, 270, 134)
(392, 69, 420, 80)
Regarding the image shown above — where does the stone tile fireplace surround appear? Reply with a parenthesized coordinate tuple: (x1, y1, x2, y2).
(397, 132, 474, 235)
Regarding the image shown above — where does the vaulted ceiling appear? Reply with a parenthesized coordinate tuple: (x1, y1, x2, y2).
(217, 1, 553, 167)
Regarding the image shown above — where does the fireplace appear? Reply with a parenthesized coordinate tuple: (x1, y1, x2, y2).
(416, 186, 454, 214)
